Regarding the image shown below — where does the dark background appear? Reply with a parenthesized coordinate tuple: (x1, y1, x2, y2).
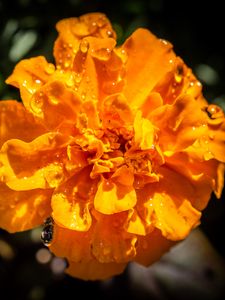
(0, 0, 225, 299)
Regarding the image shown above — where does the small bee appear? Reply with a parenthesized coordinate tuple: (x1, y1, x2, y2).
(41, 216, 54, 246)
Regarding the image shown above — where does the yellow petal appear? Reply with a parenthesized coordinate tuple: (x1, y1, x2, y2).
(134, 111, 155, 150)
(94, 178, 137, 214)
(0, 183, 52, 232)
(52, 167, 97, 231)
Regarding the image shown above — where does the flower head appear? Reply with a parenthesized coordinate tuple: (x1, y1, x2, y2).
(0, 13, 225, 280)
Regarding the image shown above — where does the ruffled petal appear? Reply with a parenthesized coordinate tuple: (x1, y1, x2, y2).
(91, 211, 137, 263)
(153, 56, 203, 104)
(6, 56, 53, 108)
(0, 132, 70, 190)
(94, 177, 137, 214)
(150, 95, 207, 152)
(0, 183, 52, 232)
(54, 13, 116, 69)
(133, 111, 156, 150)
(122, 29, 176, 108)
(52, 167, 98, 231)
(66, 259, 126, 281)
(165, 151, 224, 208)
(151, 166, 202, 240)
(0, 100, 46, 147)
(135, 229, 174, 266)
(50, 223, 92, 262)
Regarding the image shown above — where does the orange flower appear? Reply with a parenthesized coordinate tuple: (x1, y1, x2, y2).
(0, 13, 225, 280)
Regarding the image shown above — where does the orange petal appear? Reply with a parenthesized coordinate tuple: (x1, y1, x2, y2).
(6, 56, 53, 108)
(50, 223, 92, 262)
(0, 132, 70, 190)
(165, 151, 224, 208)
(0, 100, 46, 148)
(134, 111, 156, 150)
(122, 29, 176, 108)
(94, 177, 137, 214)
(30, 80, 81, 129)
(54, 13, 116, 69)
(66, 259, 126, 281)
(52, 167, 98, 231)
(150, 94, 208, 152)
(125, 209, 148, 236)
(151, 166, 202, 240)
(140, 92, 163, 118)
(0, 182, 52, 232)
(135, 229, 175, 266)
(153, 56, 203, 104)
(91, 212, 137, 263)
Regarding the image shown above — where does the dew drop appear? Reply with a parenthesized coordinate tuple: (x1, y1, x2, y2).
(64, 61, 70, 69)
(75, 73, 82, 84)
(45, 63, 55, 75)
(97, 16, 107, 28)
(30, 92, 44, 115)
(80, 39, 89, 53)
(106, 30, 113, 37)
(66, 75, 74, 88)
(35, 79, 42, 85)
(174, 65, 183, 83)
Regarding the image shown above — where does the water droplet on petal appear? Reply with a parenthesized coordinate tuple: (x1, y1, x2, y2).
(106, 30, 113, 37)
(97, 16, 107, 27)
(174, 65, 183, 83)
(66, 74, 74, 88)
(35, 79, 42, 85)
(64, 61, 70, 69)
(30, 92, 44, 115)
(45, 63, 55, 75)
(80, 39, 89, 54)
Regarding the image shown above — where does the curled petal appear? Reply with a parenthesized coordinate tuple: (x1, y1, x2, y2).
(66, 259, 126, 281)
(6, 57, 53, 108)
(0, 183, 52, 232)
(0, 100, 46, 148)
(153, 194, 201, 240)
(54, 13, 116, 69)
(165, 151, 225, 208)
(150, 95, 208, 152)
(0, 132, 70, 190)
(135, 229, 174, 266)
(50, 223, 92, 262)
(52, 167, 98, 231)
(94, 177, 137, 214)
(134, 111, 156, 150)
(122, 28, 176, 108)
(91, 212, 137, 263)
(151, 166, 202, 240)
(153, 57, 203, 104)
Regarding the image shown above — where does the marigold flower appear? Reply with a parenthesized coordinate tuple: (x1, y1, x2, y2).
(0, 13, 225, 280)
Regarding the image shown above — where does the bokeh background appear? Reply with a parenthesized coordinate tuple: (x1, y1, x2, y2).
(0, 0, 225, 299)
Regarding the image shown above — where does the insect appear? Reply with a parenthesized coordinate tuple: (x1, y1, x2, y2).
(41, 216, 54, 246)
